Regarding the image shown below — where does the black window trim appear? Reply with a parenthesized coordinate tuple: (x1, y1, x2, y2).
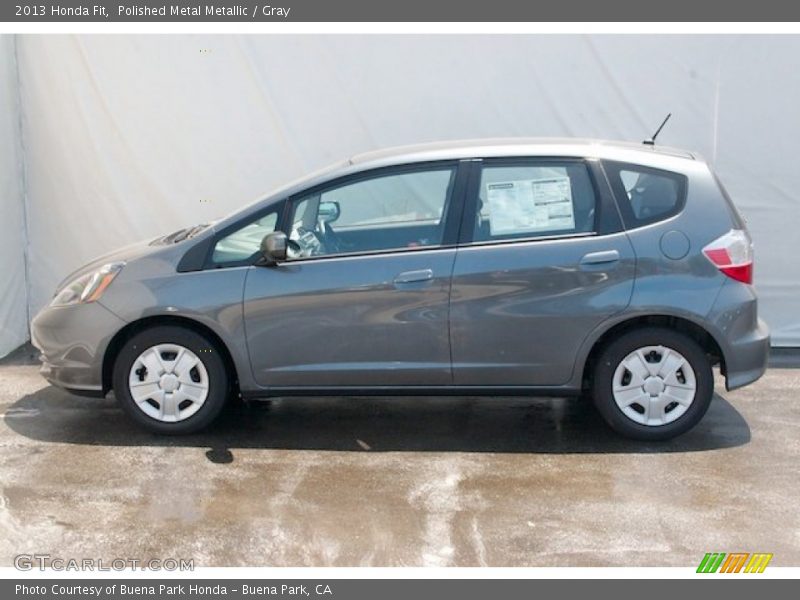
(457, 156, 621, 248)
(601, 159, 689, 230)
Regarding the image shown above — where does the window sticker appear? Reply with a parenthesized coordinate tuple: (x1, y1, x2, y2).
(485, 176, 575, 235)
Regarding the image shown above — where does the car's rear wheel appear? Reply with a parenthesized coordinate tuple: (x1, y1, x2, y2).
(592, 327, 713, 440)
(113, 326, 229, 434)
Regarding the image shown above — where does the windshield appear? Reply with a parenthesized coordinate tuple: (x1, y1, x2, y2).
(214, 159, 349, 226)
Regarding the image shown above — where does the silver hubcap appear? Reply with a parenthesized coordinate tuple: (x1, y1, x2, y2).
(612, 345, 696, 427)
(128, 344, 209, 423)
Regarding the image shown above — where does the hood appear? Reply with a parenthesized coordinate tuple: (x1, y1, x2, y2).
(54, 237, 167, 294)
(54, 221, 218, 295)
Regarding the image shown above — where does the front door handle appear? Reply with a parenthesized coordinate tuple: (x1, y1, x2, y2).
(393, 269, 434, 284)
(580, 250, 620, 266)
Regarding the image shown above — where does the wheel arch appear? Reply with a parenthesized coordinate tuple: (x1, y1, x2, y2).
(579, 313, 726, 391)
(102, 315, 240, 395)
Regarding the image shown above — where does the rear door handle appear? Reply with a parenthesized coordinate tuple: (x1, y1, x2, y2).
(580, 250, 621, 265)
(393, 269, 434, 284)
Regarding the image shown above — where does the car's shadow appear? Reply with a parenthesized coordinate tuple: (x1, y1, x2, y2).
(3, 385, 750, 461)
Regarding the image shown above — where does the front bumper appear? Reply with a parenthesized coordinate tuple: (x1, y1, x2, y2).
(30, 300, 128, 396)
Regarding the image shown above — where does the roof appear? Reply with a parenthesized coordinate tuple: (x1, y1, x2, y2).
(348, 137, 697, 168)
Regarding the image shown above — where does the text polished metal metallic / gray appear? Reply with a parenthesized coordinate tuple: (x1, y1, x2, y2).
(30, 138, 770, 439)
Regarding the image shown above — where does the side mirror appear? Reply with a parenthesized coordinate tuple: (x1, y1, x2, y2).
(318, 201, 340, 224)
(260, 231, 287, 264)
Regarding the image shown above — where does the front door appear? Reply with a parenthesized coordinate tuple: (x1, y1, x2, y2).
(242, 162, 466, 388)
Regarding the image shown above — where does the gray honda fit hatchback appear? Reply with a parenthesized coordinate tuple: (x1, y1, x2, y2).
(31, 139, 769, 440)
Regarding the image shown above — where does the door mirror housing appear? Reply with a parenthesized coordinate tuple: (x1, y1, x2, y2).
(260, 231, 288, 264)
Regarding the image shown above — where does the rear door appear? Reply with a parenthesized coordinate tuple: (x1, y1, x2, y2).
(450, 158, 635, 386)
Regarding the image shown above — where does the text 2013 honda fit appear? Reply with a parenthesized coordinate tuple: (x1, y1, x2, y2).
(31, 139, 769, 440)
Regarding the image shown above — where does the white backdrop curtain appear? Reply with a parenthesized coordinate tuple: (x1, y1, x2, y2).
(0, 35, 28, 357)
(1, 35, 799, 356)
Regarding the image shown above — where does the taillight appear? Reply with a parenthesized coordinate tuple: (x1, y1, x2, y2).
(702, 229, 754, 284)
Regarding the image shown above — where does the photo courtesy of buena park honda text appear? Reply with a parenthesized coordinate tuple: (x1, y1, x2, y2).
(0, 0, 799, 597)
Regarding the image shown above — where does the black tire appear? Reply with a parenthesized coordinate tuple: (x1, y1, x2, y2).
(112, 326, 229, 434)
(592, 327, 714, 441)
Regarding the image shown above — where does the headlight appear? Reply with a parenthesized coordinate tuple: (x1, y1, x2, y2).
(51, 262, 125, 307)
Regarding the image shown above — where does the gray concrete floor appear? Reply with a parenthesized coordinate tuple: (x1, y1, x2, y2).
(0, 359, 798, 567)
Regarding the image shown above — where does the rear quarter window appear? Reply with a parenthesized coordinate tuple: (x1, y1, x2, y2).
(603, 161, 687, 228)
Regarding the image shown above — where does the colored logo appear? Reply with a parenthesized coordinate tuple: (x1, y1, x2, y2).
(697, 552, 773, 573)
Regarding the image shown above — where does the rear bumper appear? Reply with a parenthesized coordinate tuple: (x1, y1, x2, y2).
(723, 317, 770, 390)
(30, 300, 127, 396)
(708, 280, 770, 391)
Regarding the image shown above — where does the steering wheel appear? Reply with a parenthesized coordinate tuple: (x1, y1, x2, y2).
(292, 226, 326, 257)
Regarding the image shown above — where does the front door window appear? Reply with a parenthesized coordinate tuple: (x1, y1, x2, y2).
(286, 167, 456, 259)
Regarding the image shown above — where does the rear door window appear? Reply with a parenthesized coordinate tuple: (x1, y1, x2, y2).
(472, 161, 598, 243)
(604, 161, 687, 228)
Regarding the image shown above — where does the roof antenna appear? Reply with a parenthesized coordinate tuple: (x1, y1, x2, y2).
(643, 113, 671, 146)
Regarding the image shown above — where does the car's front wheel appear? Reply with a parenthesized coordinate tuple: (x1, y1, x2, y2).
(112, 326, 229, 434)
(592, 327, 714, 440)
